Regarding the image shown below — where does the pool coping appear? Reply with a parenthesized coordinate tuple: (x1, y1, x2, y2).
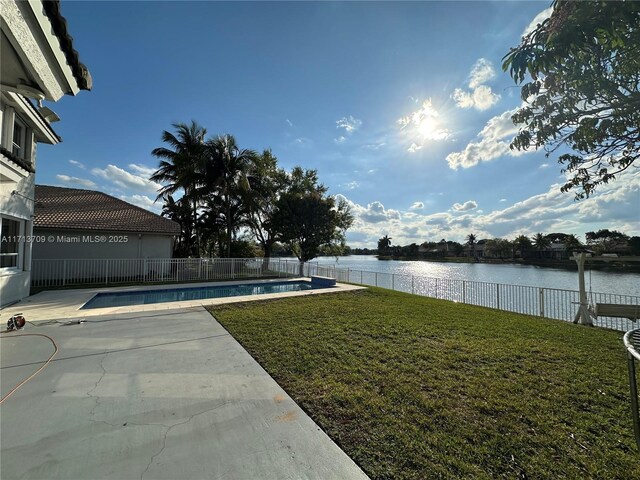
(2, 278, 365, 323)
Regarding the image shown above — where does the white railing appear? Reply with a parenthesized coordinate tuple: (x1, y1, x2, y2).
(31, 257, 303, 287)
(30, 257, 639, 331)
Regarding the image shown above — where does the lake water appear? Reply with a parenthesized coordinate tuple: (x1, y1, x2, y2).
(312, 255, 640, 297)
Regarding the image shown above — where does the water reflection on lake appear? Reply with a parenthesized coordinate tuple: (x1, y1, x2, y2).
(312, 255, 640, 297)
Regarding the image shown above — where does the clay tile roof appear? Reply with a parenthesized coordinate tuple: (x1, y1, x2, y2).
(41, 0, 92, 91)
(34, 185, 180, 235)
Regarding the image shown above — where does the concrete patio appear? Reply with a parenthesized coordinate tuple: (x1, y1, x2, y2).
(0, 306, 368, 479)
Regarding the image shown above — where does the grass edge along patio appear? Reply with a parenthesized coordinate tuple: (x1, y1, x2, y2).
(209, 287, 640, 480)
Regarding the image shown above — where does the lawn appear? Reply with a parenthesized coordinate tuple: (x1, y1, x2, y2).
(208, 288, 639, 479)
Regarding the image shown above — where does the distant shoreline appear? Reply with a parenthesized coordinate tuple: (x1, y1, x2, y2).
(369, 256, 640, 272)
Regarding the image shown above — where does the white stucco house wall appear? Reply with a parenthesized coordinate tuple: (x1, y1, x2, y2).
(1, 0, 91, 306)
(31, 185, 180, 284)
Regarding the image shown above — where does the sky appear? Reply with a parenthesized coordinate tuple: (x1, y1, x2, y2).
(38, 1, 639, 248)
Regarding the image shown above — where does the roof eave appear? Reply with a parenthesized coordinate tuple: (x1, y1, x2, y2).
(38, 0, 92, 94)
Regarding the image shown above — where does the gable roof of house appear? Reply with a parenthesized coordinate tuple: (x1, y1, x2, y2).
(34, 185, 180, 235)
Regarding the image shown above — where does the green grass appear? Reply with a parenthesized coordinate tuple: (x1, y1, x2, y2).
(208, 288, 639, 480)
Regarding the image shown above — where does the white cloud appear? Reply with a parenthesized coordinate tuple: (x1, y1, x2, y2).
(56, 174, 96, 188)
(91, 164, 162, 194)
(452, 200, 478, 212)
(334, 136, 346, 144)
(128, 163, 157, 177)
(119, 194, 160, 213)
(367, 169, 377, 174)
(468, 58, 496, 89)
(499, 198, 507, 202)
(340, 172, 640, 247)
(452, 85, 500, 111)
(336, 115, 362, 133)
(446, 108, 527, 169)
(344, 181, 359, 190)
(408, 143, 423, 153)
(364, 142, 386, 150)
(336, 195, 401, 225)
(360, 201, 401, 223)
(410, 202, 424, 210)
(522, 7, 553, 37)
(539, 163, 549, 169)
(451, 89, 475, 109)
(68, 160, 85, 169)
(452, 58, 501, 111)
(286, 119, 293, 127)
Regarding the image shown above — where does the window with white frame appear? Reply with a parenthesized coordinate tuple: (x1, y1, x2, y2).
(12, 116, 27, 159)
(0, 216, 23, 269)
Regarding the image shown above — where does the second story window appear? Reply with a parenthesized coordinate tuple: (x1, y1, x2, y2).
(12, 117, 26, 159)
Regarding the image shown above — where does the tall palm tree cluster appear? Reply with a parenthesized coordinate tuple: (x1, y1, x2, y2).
(150, 121, 351, 260)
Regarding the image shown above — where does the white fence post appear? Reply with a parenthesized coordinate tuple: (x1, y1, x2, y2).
(496, 284, 500, 309)
(539, 288, 545, 317)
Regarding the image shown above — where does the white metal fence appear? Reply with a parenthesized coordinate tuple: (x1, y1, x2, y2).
(30, 257, 639, 331)
(30, 258, 304, 287)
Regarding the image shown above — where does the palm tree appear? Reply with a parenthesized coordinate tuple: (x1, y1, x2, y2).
(564, 234, 582, 258)
(513, 234, 532, 259)
(197, 196, 225, 258)
(202, 135, 257, 257)
(161, 195, 195, 257)
(151, 121, 207, 256)
(531, 233, 550, 259)
(378, 235, 392, 255)
(466, 233, 477, 260)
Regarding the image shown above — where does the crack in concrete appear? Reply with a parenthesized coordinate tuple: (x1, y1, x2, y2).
(140, 401, 233, 480)
(86, 352, 109, 421)
(82, 351, 233, 480)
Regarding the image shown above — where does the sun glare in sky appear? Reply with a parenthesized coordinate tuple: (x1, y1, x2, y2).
(417, 116, 440, 139)
(398, 99, 451, 149)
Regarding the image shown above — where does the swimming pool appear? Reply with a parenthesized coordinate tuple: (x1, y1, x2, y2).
(81, 281, 328, 309)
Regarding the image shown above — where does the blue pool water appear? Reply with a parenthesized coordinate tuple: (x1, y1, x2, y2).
(81, 281, 327, 309)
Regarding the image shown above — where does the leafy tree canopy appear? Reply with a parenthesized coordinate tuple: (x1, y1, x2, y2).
(272, 171, 353, 267)
(585, 228, 629, 243)
(503, 1, 640, 198)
